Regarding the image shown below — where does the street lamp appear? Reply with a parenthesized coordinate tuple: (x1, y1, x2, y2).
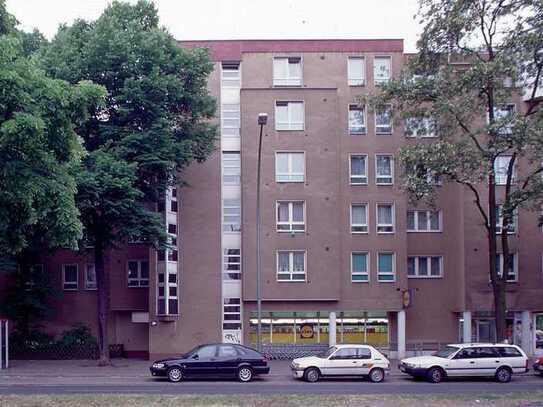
(256, 112, 267, 352)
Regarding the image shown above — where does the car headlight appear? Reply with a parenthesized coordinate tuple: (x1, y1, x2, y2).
(292, 362, 302, 369)
(152, 363, 165, 369)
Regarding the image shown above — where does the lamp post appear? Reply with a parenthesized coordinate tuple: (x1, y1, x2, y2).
(256, 112, 268, 352)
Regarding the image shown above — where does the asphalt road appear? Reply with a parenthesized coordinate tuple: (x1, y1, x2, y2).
(1, 375, 542, 395)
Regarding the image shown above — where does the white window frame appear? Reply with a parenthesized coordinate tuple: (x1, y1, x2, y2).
(377, 252, 396, 282)
(348, 104, 366, 134)
(348, 56, 365, 86)
(495, 204, 517, 234)
(350, 203, 368, 234)
(374, 56, 391, 84)
(275, 101, 305, 131)
(276, 200, 305, 233)
(496, 253, 518, 282)
(375, 104, 393, 134)
(376, 203, 395, 234)
(488, 103, 515, 135)
(223, 199, 241, 232)
(349, 154, 368, 185)
(351, 252, 369, 283)
(276, 250, 306, 282)
(405, 116, 436, 138)
(407, 256, 444, 278)
(407, 210, 442, 232)
(494, 155, 515, 185)
(223, 248, 241, 281)
(221, 62, 241, 87)
(223, 298, 242, 330)
(127, 260, 149, 287)
(375, 154, 394, 185)
(275, 151, 305, 183)
(222, 151, 241, 185)
(85, 263, 97, 290)
(221, 103, 241, 135)
(273, 57, 303, 87)
(62, 264, 78, 291)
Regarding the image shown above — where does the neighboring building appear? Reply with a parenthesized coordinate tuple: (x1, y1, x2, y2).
(2, 39, 542, 360)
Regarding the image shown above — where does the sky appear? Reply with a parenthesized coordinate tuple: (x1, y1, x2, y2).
(6, 0, 422, 52)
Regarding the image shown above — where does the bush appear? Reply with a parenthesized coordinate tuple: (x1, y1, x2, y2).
(57, 324, 97, 346)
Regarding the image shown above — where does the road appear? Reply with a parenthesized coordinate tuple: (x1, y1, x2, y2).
(1, 373, 542, 395)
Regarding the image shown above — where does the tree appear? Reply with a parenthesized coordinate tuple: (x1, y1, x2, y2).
(365, 0, 543, 342)
(40, 0, 217, 364)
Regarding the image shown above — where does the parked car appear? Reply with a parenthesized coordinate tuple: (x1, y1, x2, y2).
(150, 343, 270, 382)
(399, 343, 528, 383)
(291, 344, 390, 383)
(533, 356, 543, 376)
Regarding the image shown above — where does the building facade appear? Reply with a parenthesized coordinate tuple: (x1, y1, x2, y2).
(2, 39, 542, 360)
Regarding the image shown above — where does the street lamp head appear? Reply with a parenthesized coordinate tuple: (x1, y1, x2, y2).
(258, 113, 268, 125)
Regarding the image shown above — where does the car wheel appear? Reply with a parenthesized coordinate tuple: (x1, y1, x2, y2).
(426, 367, 444, 383)
(304, 367, 320, 383)
(495, 367, 512, 383)
(167, 367, 183, 383)
(368, 368, 385, 383)
(237, 366, 254, 382)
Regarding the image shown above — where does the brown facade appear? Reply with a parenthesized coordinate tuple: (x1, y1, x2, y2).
(2, 39, 542, 359)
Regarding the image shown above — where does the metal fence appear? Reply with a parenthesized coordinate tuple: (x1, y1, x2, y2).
(0, 320, 8, 369)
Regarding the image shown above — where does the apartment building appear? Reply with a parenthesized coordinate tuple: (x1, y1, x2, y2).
(2, 39, 542, 360)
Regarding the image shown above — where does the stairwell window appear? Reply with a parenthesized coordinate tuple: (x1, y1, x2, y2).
(494, 155, 515, 185)
(273, 57, 302, 86)
(351, 252, 369, 282)
(223, 199, 241, 232)
(495, 205, 517, 234)
(351, 204, 368, 233)
(377, 203, 395, 233)
(277, 251, 306, 281)
(376, 155, 393, 185)
(348, 57, 365, 86)
(277, 201, 305, 232)
(349, 104, 366, 134)
(223, 248, 241, 281)
(223, 298, 242, 330)
(223, 152, 241, 185)
(275, 101, 304, 130)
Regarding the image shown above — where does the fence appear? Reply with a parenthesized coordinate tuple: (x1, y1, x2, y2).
(0, 320, 7, 369)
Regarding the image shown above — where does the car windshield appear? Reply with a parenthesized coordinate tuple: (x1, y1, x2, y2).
(183, 345, 201, 358)
(433, 346, 460, 358)
(320, 346, 337, 358)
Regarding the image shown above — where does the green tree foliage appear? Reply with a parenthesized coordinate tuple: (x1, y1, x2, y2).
(365, 0, 543, 341)
(40, 0, 217, 364)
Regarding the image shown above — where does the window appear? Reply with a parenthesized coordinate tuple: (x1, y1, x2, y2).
(348, 57, 365, 86)
(489, 104, 515, 134)
(221, 104, 240, 135)
(221, 62, 240, 87)
(223, 152, 241, 185)
(351, 252, 369, 282)
(374, 56, 391, 84)
(405, 117, 436, 138)
(170, 200, 178, 212)
(349, 155, 368, 185)
(376, 155, 393, 185)
(277, 201, 305, 232)
(378, 252, 395, 282)
(62, 264, 78, 290)
(275, 101, 304, 130)
(223, 248, 241, 280)
(85, 263, 97, 290)
(127, 260, 149, 287)
(273, 57, 302, 86)
(375, 105, 393, 134)
(275, 152, 305, 182)
(168, 223, 177, 234)
(494, 155, 515, 185)
(495, 205, 517, 234)
(407, 256, 443, 278)
(351, 204, 368, 233)
(277, 251, 306, 281)
(218, 345, 239, 357)
(332, 348, 359, 359)
(348, 104, 366, 134)
(409, 164, 442, 185)
(407, 210, 441, 232)
(26, 264, 44, 289)
(194, 345, 218, 359)
(495, 346, 522, 357)
(376, 203, 394, 233)
(496, 253, 518, 282)
(223, 298, 241, 330)
(223, 199, 241, 232)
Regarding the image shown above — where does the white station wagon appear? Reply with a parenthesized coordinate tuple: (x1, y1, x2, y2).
(400, 343, 529, 383)
(291, 344, 390, 383)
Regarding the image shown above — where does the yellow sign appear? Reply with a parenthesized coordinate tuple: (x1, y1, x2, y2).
(300, 324, 314, 339)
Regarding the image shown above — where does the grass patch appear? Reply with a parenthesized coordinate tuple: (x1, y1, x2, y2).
(1, 393, 543, 407)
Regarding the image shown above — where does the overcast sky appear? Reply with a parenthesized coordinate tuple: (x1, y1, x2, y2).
(7, 0, 422, 52)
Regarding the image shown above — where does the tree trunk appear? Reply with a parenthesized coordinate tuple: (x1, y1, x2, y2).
(94, 236, 110, 366)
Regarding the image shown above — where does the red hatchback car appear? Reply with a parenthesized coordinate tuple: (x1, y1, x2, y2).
(533, 356, 543, 377)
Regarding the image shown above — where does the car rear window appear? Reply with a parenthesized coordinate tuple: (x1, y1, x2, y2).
(495, 346, 522, 357)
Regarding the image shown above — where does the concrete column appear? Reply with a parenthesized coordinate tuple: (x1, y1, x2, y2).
(463, 311, 472, 343)
(329, 312, 337, 347)
(397, 310, 406, 360)
(521, 311, 533, 356)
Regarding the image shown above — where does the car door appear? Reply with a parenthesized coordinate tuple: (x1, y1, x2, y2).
(447, 347, 478, 376)
(323, 347, 359, 375)
(354, 347, 373, 376)
(472, 346, 500, 376)
(183, 345, 218, 376)
(216, 344, 241, 376)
